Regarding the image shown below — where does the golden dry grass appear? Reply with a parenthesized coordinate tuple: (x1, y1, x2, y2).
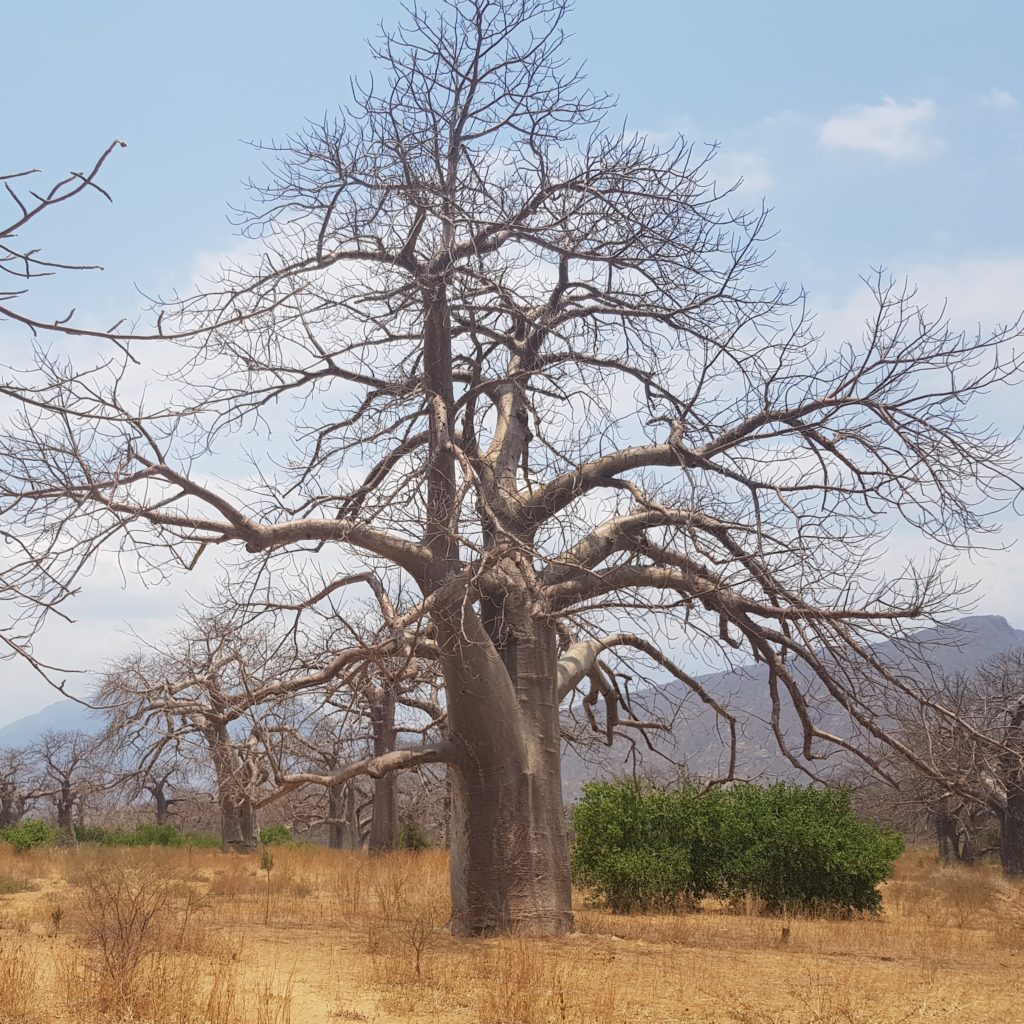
(0, 841, 1019, 1023)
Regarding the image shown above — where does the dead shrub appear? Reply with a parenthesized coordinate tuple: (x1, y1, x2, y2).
(931, 867, 1000, 928)
(0, 938, 36, 1021)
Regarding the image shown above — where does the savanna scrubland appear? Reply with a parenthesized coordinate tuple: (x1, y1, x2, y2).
(0, 843, 1020, 1024)
(1, 2, 1023, 1022)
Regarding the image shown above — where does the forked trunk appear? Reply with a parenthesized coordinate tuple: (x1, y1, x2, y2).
(1000, 785, 1024, 877)
(442, 608, 573, 937)
(149, 783, 172, 826)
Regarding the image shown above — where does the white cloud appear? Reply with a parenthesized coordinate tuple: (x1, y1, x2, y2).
(819, 98, 939, 160)
(981, 88, 1017, 111)
(713, 150, 774, 196)
(817, 256, 1024, 344)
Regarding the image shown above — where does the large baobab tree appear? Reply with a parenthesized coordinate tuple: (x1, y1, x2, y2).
(1, 0, 1023, 934)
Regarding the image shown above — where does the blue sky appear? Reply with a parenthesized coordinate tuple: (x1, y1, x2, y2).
(2, 1, 1022, 721)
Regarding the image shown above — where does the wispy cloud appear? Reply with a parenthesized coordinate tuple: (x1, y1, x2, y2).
(819, 98, 939, 160)
(981, 88, 1017, 111)
(713, 150, 774, 196)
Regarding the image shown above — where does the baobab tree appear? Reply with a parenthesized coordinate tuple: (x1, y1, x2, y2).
(0, 748, 44, 828)
(97, 619, 298, 853)
(888, 653, 1024, 876)
(32, 730, 101, 834)
(99, 608, 446, 852)
(276, 664, 445, 853)
(1, 0, 1023, 935)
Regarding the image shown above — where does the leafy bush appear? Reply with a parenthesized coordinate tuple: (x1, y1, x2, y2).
(0, 819, 58, 853)
(711, 783, 904, 914)
(569, 781, 716, 911)
(1, 820, 220, 851)
(114, 824, 196, 847)
(260, 824, 295, 846)
(397, 821, 432, 852)
(570, 780, 903, 916)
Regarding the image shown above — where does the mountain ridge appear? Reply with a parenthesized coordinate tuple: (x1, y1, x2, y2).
(3, 617, 1021, 797)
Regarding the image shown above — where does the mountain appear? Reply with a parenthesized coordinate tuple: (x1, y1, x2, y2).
(560, 614, 1024, 798)
(4, 615, 1021, 794)
(0, 699, 102, 749)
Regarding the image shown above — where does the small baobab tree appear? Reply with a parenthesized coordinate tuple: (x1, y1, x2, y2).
(97, 620, 291, 853)
(0, 747, 45, 828)
(891, 652, 1024, 877)
(32, 729, 101, 834)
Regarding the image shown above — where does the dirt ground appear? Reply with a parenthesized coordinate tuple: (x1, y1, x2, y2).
(0, 844, 1019, 1023)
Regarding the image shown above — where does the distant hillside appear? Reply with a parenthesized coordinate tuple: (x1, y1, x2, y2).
(561, 614, 1024, 798)
(0, 699, 101, 749)
(5, 616, 1021, 795)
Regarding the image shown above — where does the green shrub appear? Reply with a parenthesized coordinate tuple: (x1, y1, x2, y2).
(711, 783, 904, 914)
(570, 780, 903, 916)
(116, 824, 188, 847)
(1, 820, 221, 851)
(0, 819, 58, 853)
(570, 781, 717, 912)
(72, 825, 112, 844)
(260, 824, 295, 846)
(397, 821, 432, 852)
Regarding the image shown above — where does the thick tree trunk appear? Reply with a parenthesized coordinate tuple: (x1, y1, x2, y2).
(0, 794, 22, 828)
(148, 783, 172, 826)
(958, 816, 979, 865)
(328, 781, 360, 850)
(55, 787, 74, 831)
(154, 790, 171, 826)
(936, 812, 958, 863)
(219, 793, 258, 853)
(442, 608, 573, 937)
(419, 276, 571, 934)
(439, 772, 452, 848)
(368, 686, 399, 854)
(204, 726, 259, 853)
(1000, 785, 1024, 877)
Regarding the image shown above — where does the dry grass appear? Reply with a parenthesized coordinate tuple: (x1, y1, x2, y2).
(0, 842, 1018, 1023)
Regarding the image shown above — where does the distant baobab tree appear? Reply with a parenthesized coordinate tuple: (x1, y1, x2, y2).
(1, 0, 1023, 936)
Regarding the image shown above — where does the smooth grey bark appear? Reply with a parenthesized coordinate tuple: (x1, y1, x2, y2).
(204, 724, 259, 853)
(416, 257, 574, 934)
(936, 811, 959, 863)
(368, 685, 399, 854)
(0, 790, 27, 828)
(219, 795, 258, 853)
(327, 781, 360, 850)
(54, 784, 74, 831)
(146, 780, 174, 826)
(440, 605, 574, 937)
